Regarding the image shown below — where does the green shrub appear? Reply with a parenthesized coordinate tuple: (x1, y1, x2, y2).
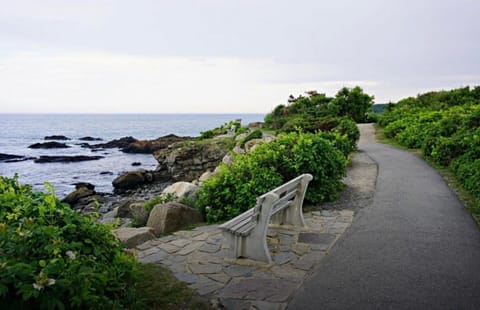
(197, 152, 284, 222)
(197, 132, 346, 222)
(332, 117, 360, 147)
(0, 176, 139, 309)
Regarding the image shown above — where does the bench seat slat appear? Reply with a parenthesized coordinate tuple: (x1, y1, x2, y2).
(220, 208, 254, 229)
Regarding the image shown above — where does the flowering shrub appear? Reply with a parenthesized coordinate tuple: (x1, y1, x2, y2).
(0, 176, 139, 309)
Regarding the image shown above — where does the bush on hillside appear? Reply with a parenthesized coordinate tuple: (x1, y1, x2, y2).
(378, 86, 480, 215)
(0, 176, 139, 309)
(197, 132, 346, 222)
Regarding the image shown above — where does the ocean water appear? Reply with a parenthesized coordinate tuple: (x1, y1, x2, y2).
(0, 113, 264, 196)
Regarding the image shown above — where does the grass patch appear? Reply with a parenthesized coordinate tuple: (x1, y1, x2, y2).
(136, 264, 208, 310)
(375, 125, 480, 226)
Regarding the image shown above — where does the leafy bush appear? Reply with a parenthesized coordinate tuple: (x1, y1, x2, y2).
(197, 132, 346, 222)
(0, 176, 139, 309)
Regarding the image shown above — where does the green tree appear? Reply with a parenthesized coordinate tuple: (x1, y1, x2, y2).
(329, 86, 374, 122)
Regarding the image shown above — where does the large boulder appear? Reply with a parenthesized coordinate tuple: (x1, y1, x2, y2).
(62, 186, 95, 205)
(44, 135, 71, 140)
(113, 227, 156, 248)
(153, 139, 230, 182)
(89, 136, 138, 149)
(116, 200, 149, 226)
(34, 155, 104, 163)
(162, 181, 198, 200)
(122, 134, 190, 154)
(29, 142, 70, 149)
(112, 169, 154, 191)
(146, 202, 203, 236)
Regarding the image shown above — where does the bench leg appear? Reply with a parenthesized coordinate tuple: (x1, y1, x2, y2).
(222, 231, 272, 263)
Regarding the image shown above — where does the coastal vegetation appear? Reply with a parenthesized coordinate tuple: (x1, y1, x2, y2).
(1, 85, 374, 307)
(196, 86, 372, 223)
(0, 176, 202, 309)
(378, 86, 480, 223)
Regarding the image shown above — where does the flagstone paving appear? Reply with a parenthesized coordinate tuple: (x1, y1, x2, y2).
(136, 209, 354, 309)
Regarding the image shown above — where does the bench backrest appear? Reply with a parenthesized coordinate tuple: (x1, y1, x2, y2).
(253, 173, 313, 223)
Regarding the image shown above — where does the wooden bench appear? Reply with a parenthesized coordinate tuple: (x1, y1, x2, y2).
(219, 174, 313, 263)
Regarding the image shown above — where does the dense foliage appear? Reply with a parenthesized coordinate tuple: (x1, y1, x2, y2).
(264, 86, 374, 130)
(0, 176, 140, 309)
(197, 132, 346, 222)
(378, 86, 480, 220)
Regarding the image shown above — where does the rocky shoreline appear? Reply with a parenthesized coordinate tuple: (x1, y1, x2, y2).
(44, 121, 272, 247)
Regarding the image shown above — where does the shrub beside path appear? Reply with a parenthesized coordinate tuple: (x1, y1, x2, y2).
(289, 123, 480, 309)
(135, 126, 378, 309)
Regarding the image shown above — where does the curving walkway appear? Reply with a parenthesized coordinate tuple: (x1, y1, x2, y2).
(288, 124, 480, 309)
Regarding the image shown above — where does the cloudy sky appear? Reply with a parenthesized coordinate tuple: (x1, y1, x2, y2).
(1, 0, 479, 113)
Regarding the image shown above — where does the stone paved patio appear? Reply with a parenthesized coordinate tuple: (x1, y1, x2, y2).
(135, 209, 354, 309)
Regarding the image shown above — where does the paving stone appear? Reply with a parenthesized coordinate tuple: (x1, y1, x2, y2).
(272, 252, 297, 264)
(175, 272, 198, 284)
(190, 276, 223, 295)
(267, 230, 279, 238)
(292, 251, 325, 271)
(336, 215, 354, 223)
(279, 245, 291, 252)
(139, 246, 161, 258)
(199, 242, 221, 253)
(189, 262, 222, 274)
(320, 210, 337, 217)
(271, 265, 306, 280)
(177, 241, 202, 255)
(187, 251, 224, 264)
(136, 240, 155, 250)
(310, 211, 321, 216)
(192, 232, 210, 241)
(278, 233, 296, 245)
(170, 239, 191, 248)
(158, 242, 180, 254)
(223, 265, 257, 277)
(251, 300, 287, 310)
(206, 273, 231, 284)
(157, 235, 177, 243)
(138, 249, 168, 264)
(219, 298, 252, 310)
(169, 261, 187, 273)
(173, 230, 204, 238)
(291, 243, 311, 256)
(220, 278, 299, 302)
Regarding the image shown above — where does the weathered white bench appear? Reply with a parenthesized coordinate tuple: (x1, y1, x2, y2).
(219, 174, 313, 263)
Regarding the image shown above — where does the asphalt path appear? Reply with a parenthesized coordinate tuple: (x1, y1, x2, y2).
(288, 124, 480, 309)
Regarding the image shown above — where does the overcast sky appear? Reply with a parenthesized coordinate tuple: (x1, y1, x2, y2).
(1, 0, 479, 113)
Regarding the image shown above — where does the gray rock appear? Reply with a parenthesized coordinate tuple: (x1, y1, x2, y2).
(113, 227, 156, 248)
(116, 200, 149, 226)
(146, 202, 203, 236)
(112, 169, 154, 191)
(162, 181, 198, 200)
